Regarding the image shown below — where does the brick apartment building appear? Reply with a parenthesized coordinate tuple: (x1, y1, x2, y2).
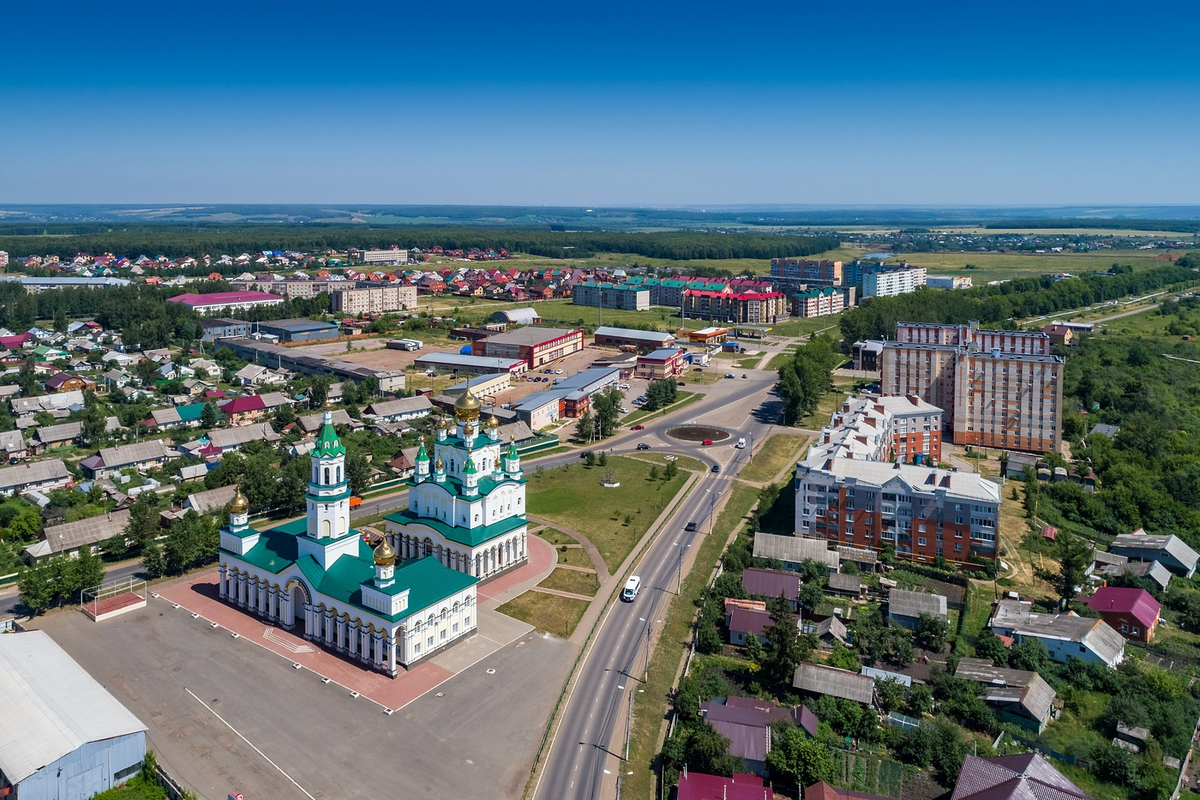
(230, 278, 338, 299)
(331, 285, 418, 315)
(822, 395, 943, 465)
(770, 258, 843, 288)
(791, 287, 845, 318)
(881, 322, 1063, 453)
(681, 290, 788, 325)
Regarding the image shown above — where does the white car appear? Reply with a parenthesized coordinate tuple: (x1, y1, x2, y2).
(618, 383, 630, 390)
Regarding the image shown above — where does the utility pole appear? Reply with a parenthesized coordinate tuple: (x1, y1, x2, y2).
(644, 620, 652, 682)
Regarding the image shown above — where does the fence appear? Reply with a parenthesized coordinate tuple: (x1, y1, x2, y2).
(1006, 731, 1090, 769)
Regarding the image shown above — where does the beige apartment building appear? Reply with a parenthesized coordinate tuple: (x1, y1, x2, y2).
(881, 322, 1062, 453)
(332, 285, 418, 316)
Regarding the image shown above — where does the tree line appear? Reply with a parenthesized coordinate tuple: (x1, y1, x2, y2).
(0, 224, 838, 262)
(838, 262, 1200, 343)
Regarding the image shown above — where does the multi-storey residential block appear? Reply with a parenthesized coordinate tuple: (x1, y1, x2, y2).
(881, 322, 1062, 453)
(230, 278, 338, 299)
(791, 287, 845, 318)
(331, 285, 418, 315)
(359, 248, 409, 264)
(0, 251, 8, 269)
(681, 290, 787, 324)
(862, 265, 927, 298)
(819, 395, 942, 465)
(572, 282, 649, 311)
(770, 258, 843, 288)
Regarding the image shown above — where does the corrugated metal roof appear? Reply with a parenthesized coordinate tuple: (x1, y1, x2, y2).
(0, 630, 146, 784)
(39, 509, 130, 555)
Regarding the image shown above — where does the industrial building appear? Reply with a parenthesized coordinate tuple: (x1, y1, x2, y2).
(0, 630, 148, 799)
(593, 326, 676, 352)
(255, 318, 340, 342)
(0, 275, 132, 293)
(199, 318, 252, 342)
(414, 352, 528, 377)
(474, 327, 584, 368)
(218, 337, 406, 393)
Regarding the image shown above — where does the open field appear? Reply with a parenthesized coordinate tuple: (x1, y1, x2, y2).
(526, 456, 689, 571)
(550, 545, 595, 570)
(882, 249, 1178, 282)
(496, 591, 590, 639)
(537, 567, 600, 596)
(934, 226, 1200, 237)
(739, 433, 811, 484)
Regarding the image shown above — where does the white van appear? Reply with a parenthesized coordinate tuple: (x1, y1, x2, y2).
(621, 576, 642, 602)
(736, 437, 747, 449)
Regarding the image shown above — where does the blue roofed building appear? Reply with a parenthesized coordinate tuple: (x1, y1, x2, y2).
(217, 407, 480, 675)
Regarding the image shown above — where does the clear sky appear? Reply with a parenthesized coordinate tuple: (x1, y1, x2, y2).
(5, 0, 1198, 206)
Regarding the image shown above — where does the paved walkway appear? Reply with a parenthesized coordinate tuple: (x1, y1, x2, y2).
(529, 586, 594, 601)
(155, 536, 556, 713)
(527, 516, 610, 580)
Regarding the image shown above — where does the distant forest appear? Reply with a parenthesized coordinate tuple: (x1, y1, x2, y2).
(0, 225, 838, 262)
(985, 219, 1200, 233)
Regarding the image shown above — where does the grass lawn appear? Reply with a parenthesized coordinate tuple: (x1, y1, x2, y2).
(537, 567, 601, 597)
(497, 591, 590, 639)
(550, 545, 596, 570)
(734, 356, 760, 369)
(738, 433, 811, 484)
(525, 446, 573, 460)
(534, 527, 579, 546)
(623, 478, 763, 799)
(798, 388, 849, 430)
(526, 456, 690, 572)
(631, 452, 707, 473)
(956, 582, 997, 657)
(768, 315, 843, 340)
(881, 249, 1173, 284)
(621, 391, 701, 426)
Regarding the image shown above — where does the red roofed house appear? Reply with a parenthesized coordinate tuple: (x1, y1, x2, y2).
(677, 770, 772, 800)
(1041, 324, 1076, 347)
(44, 373, 96, 393)
(951, 753, 1088, 800)
(804, 782, 894, 800)
(0, 333, 32, 350)
(167, 290, 284, 316)
(1081, 586, 1160, 643)
(218, 395, 268, 425)
(726, 606, 774, 646)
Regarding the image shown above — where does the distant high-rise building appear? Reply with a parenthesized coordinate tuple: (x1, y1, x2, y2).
(359, 248, 409, 265)
(0, 251, 8, 269)
(862, 265, 927, 298)
(770, 258, 843, 288)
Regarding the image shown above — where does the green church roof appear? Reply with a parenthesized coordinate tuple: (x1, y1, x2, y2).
(384, 507, 528, 548)
(315, 411, 345, 457)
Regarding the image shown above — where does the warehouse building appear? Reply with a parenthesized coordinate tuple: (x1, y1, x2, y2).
(0, 630, 148, 799)
(474, 327, 584, 368)
(593, 326, 676, 352)
(414, 352, 528, 377)
(255, 318, 340, 342)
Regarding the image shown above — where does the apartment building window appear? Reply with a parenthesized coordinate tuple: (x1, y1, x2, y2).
(917, 523, 926, 533)
(955, 543, 963, 552)
(918, 537, 927, 547)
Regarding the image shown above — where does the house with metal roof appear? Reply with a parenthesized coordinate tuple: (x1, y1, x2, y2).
(81, 440, 171, 479)
(0, 630, 147, 799)
(364, 396, 434, 423)
(752, 532, 840, 572)
(726, 606, 779, 646)
(950, 753, 1088, 800)
(827, 572, 864, 599)
(0, 458, 72, 496)
(887, 588, 948, 630)
(699, 696, 810, 775)
(1100, 558, 1172, 592)
(30, 421, 83, 452)
(1081, 586, 1160, 643)
(23, 510, 131, 562)
(207, 422, 281, 454)
(1010, 613, 1126, 669)
(592, 326, 676, 352)
(677, 770, 773, 800)
(1109, 530, 1199, 578)
(741, 567, 801, 609)
(793, 663, 875, 705)
(954, 658, 1057, 734)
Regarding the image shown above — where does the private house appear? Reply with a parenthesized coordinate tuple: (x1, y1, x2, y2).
(752, 533, 840, 573)
(44, 373, 96, 393)
(954, 658, 1056, 734)
(699, 697, 811, 775)
(804, 782, 893, 800)
(677, 771, 773, 800)
(827, 572, 865, 599)
(726, 606, 777, 646)
(81, 440, 172, 480)
(1109, 530, 1199, 578)
(218, 395, 270, 425)
(741, 567, 801, 610)
(145, 402, 216, 430)
(364, 396, 434, 423)
(837, 546, 878, 573)
(178, 463, 209, 482)
(184, 485, 238, 515)
(1009, 614, 1125, 669)
(23, 510, 132, 562)
(0, 458, 72, 496)
(887, 588, 948, 630)
(987, 598, 1034, 636)
(0, 429, 25, 461)
(0, 631, 148, 800)
(1080, 586, 1160, 643)
(298, 409, 359, 434)
(1100, 559, 1172, 592)
(809, 615, 849, 647)
(233, 364, 287, 387)
(793, 663, 875, 705)
(31, 421, 84, 452)
(950, 753, 1089, 800)
(207, 422, 281, 454)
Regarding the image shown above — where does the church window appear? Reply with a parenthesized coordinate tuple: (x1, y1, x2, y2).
(427, 636, 434, 647)
(441, 629, 448, 641)
(413, 642, 421, 654)
(464, 615, 471, 626)
(324, 467, 330, 484)
(453, 623, 459, 634)
(412, 620, 421, 633)
(474, 513, 479, 522)
(337, 466, 342, 483)
(440, 608, 447, 621)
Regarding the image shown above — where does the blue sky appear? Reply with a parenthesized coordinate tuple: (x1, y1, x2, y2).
(5, 0, 1198, 206)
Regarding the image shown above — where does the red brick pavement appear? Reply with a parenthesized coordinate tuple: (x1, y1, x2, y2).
(477, 535, 555, 601)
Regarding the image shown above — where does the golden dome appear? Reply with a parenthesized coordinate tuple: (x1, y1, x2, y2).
(229, 488, 249, 515)
(373, 540, 396, 567)
(487, 414, 500, 430)
(454, 388, 481, 422)
(435, 455, 445, 471)
(436, 415, 449, 430)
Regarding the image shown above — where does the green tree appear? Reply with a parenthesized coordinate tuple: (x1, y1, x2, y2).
(16, 357, 39, 397)
(125, 493, 161, 548)
(590, 387, 623, 439)
(162, 511, 218, 574)
(914, 613, 949, 651)
(18, 559, 55, 614)
(762, 597, 802, 687)
(744, 625, 765, 669)
(765, 722, 835, 790)
(5, 506, 44, 542)
(906, 683, 933, 717)
(200, 402, 220, 429)
(141, 540, 166, 578)
(346, 450, 372, 496)
(307, 375, 332, 409)
(930, 718, 968, 787)
(597, 451, 608, 467)
(575, 410, 596, 443)
(974, 633, 1009, 666)
(1008, 638, 1050, 672)
(53, 307, 68, 333)
(875, 678, 906, 714)
(72, 544, 105, 599)
(1052, 530, 1092, 609)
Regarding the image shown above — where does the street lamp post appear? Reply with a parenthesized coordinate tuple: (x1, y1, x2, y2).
(676, 541, 691, 594)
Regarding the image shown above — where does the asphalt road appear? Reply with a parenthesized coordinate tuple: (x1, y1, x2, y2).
(533, 371, 781, 800)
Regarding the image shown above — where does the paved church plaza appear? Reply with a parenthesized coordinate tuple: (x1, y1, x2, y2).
(155, 533, 556, 711)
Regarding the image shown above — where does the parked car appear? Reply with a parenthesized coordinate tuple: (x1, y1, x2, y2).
(636, 442, 651, 451)
(619, 406, 628, 413)
(685, 521, 698, 532)
(631, 424, 645, 430)
(618, 383, 631, 390)
(724, 373, 735, 379)
(677, 381, 686, 386)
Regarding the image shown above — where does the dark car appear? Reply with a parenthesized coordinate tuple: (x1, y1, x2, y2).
(711, 463, 721, 473)
(636, 442, 651, 451)
(685, 521, 698, 532)
(579, 450, 592, 459)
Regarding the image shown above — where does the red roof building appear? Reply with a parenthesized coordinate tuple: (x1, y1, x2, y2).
(1081, 586, 1160, 643)
(805, 782, 895, 800)
(167, 291, 284, 315)
(677, 771, 772, 800)
(951, 753, 1089, 800)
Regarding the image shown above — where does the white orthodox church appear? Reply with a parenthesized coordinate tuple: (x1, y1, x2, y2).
(382, 388, 529, 580)
(217, 409, 478, 676)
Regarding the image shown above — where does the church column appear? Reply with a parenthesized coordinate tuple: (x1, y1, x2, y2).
(280, 592, 293, 629)
(303, 604, 315, 639)
(237, 573, 247, 607)
(396, 625, 406, 666)
(521, 531, 528, 559)
(359, 626, 371, 662)
(347, 619, 359, 657)
(335, 616, 346, 652)
(257, 579, 268, 615)
(267, 585, 278, 620)
(372, 630, 384, 670)
(324, 609, 334, 647)
(218, 564, 228, 599)
(387, 633, 398, 676)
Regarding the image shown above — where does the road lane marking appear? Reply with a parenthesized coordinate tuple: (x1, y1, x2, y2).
(185, 687, 316, 800)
